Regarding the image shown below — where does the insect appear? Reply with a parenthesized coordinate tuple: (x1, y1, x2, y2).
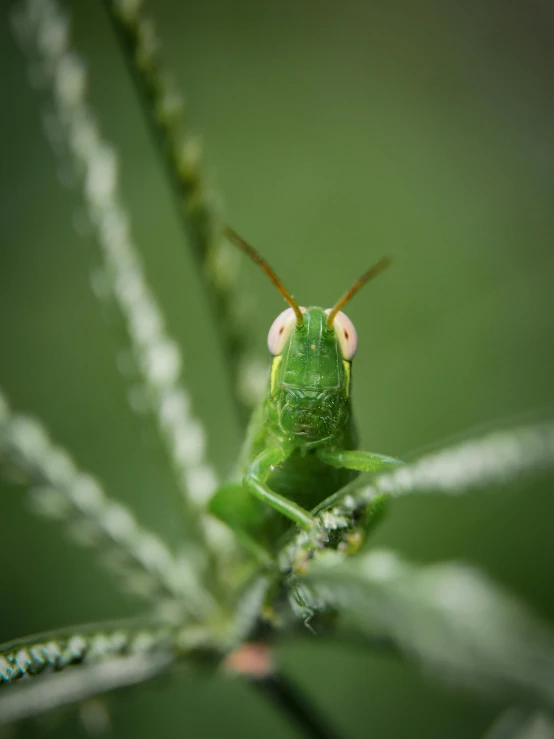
(209, 226, 401, 561)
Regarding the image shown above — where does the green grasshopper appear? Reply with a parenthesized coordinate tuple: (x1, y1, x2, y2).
(209, 227, 402, 561)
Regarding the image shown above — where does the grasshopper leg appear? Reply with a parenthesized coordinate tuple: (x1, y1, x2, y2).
(313, 449, 404, 550)
(316, 448, 403, 473)
(314, 447, 403, 524)
(244, 445, 315, 531)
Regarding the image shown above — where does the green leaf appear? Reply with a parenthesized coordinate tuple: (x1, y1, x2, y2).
(302, 549, 554, 708)
(362, 422, 554, 502)
(0, 620, 176, 726)
(0, 391, 216, 618)
(485, 709, 554, 739)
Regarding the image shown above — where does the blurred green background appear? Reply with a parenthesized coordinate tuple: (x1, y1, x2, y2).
(1, 0, 554, 736)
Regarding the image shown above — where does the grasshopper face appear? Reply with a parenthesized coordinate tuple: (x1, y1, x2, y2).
(268, 307, 354, 444)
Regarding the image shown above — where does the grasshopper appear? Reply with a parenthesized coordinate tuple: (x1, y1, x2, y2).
(209, 227, 402, 561)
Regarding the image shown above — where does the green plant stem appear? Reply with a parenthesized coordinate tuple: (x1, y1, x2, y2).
(253, 671, 344, 739)
(102, 0, 252, 428)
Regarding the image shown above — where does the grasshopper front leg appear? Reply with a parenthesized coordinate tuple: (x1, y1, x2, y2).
(316, 448, 402, 473)
(243, 444, 315, 530)
(209, 443, 322, 562)
(315, 447, 403, 529)
(313, 448, 404, 553)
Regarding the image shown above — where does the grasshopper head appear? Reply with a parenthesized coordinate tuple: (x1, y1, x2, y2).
(222, 224, 390, 444)
(268, 307, 356, 443)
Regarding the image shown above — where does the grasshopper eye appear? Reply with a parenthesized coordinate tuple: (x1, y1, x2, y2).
(267, 307, 301, 355)
(325, 309, 358, 360)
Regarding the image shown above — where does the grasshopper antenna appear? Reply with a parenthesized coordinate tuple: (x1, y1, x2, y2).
(223, 225, 304, 327)
(326, 256, 392, 330)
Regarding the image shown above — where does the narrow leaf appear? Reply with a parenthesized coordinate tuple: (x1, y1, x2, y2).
(362, 421, 554, 503)
(0, 651, 172, 726)
(485, 709, 554, 739)
(0, 619, 176, 725)
(302, 549, 554, 708)
(11, 0, 231, 559)
(105, 0, 263, 424)
(0, 620, 173, 688)
(0, 390, 216, 617)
